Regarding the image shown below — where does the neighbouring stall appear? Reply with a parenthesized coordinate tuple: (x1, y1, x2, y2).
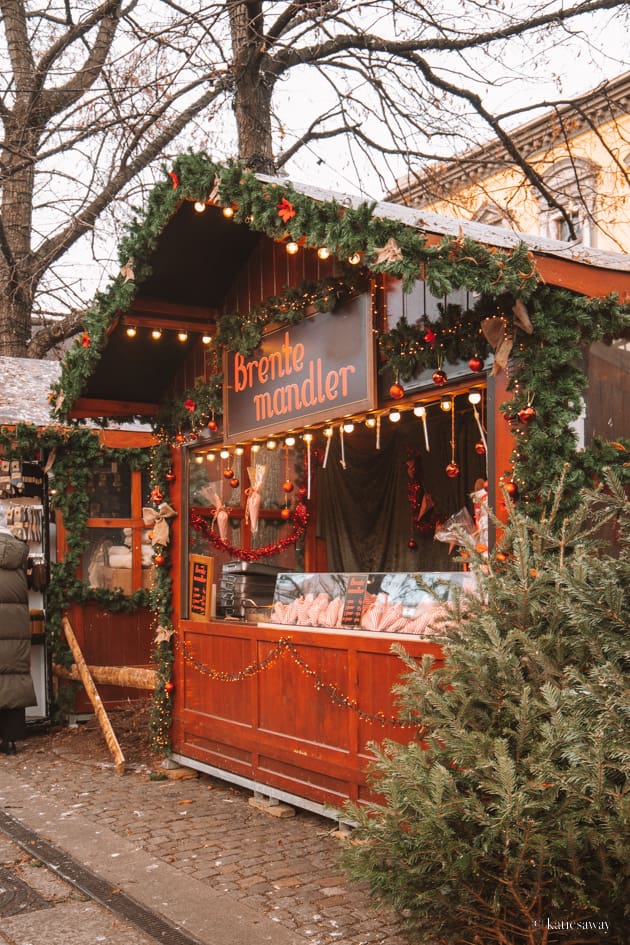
(42, 153, 629, 806)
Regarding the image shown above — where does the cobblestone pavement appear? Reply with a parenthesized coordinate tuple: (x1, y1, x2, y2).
(0, 722, 411, 945)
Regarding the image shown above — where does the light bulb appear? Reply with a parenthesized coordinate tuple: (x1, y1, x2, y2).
(235, 446, 244, 456)
(317, 247, 330, 260)
(365, 415, 377, 428)
(302, 432, 313, 443)
(413, 404, 426, 418)
(151, 328, 162, 340)
(193, 201, 206, 213)
(125, 325, 137, 338)
(343, 421, 355, 433)
(177, 331, 188, 342)
(284, 436, 296, 447)
(389, 409, 401, 423)
(206, 453, 216, 462)
(323, 426, 333, 438)
(220, 449, 230, 460)
(348, 252, 361, 265)
(194, 454, 204, 464)
(222, 206, 234, 218)
(202, 333, 213, 345)
(468, 390, 482, 405)
(266, 438, 277, 450)
(440, 396, 453, 412)
(251, 443, 261, 454)
(286, 241, 299, 255)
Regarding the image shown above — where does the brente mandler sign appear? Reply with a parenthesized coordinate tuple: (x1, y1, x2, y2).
(223, 293, 376, 444)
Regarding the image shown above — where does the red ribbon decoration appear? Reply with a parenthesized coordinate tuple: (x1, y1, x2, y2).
(190, 501, 308, 561)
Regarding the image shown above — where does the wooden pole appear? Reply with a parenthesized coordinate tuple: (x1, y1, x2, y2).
(61, 617, 126, 774)
(53, 663, 156, 690)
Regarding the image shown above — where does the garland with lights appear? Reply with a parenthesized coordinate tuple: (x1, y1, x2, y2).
(189, 500, 308, 561)
(176, 635, 416, 729)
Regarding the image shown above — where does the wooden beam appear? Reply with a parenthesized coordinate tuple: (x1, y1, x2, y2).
(69, 397, 158, 418)
(130, 297, 220, 320)
(120, 313, 215, 334)
(54, 663, 156, 691)
(534, 256, 630, 301)
(62, 617, 126, 774)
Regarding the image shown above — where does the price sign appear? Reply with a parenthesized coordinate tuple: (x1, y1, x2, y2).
(189, 554, 214, 621)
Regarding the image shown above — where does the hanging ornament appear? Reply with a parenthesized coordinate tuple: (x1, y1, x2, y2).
(339, 423, 347, 470)
(407, 539, 417, 550)
(223, 467, 234, 479)
(303, 433, 313, 499)
(468, 355, 484, 373)
(245, 464, 267, 534)
(517, 401, 537, 424)
(432, 354, 447, 387)
(165, 468, 176, 483)
(154, 551, 166, 566)
(229, 477, 239, 489)
(446, 396, 459, 478)
(150, 486, 164, 504)
(280, 507, 291, 520)
(474, 440, 486, 456)
(504, 479, 518, 498)
(282, 480, 294, 493)
(207, 414, 218, 432)
(445, 462, 460, 478)
(389, 380, 405, 400)
(164, 680, 175, 693)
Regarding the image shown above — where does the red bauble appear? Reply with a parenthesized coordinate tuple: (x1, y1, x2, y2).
(188, 432, 198, 442)
(280, 507, 291, 520)
(407, 539, 418, 550)
(517, 404, 537, 424)
(468, 355, 484, 373)
(151, 487, 164, 503)
(207, 418, 218, 431)
(174, 432, 186, 445)
(432, 369, 447, 387)
(389, 382, 405, 400)
(282, 480, 294, 493)
(504, 480, 518, 498)
(229, 477, 240, 489)
(445, 462, 460, 478)
(223, 467, 234, 479)
(423, 328, 436, 344)
(474, 440, 486, 456)
(297, 487, 308, 500)
(164, 680, 175, 693)
(154, 552, 165, 566)
(165, 469, 176, 483)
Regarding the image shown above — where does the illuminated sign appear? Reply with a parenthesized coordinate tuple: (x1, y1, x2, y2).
(223, 294, 376, 443)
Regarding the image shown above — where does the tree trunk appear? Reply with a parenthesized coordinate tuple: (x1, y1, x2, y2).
(0, 122, 37, 358)
(229, 1, 275, 173)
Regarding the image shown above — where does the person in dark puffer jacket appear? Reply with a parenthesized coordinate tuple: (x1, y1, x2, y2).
(0, 526, 35, 755)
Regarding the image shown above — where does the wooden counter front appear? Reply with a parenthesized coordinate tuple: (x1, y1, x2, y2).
(171, 618, 443, 810)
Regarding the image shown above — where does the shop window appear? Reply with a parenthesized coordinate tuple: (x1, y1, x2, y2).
(81, 461, 153, 596)
(187, 444, 304, 573)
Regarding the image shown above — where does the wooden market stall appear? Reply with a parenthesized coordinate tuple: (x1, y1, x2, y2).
(51, 154, 629, 807)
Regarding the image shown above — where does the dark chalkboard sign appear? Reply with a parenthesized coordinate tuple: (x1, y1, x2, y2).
(189, 554, 214, 621)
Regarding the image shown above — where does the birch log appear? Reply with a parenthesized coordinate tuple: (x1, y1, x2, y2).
(53, 663, 156, 690)
(61, 617, 126, 774)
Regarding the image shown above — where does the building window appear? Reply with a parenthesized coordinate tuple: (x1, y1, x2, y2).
(538, 158, 598, 246)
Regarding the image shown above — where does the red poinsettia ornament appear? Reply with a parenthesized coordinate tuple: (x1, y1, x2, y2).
(184, 398, 196, 412)
(277, 197, 296, 223)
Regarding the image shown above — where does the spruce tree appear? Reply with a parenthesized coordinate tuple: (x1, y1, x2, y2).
(340, 473, 629, 945)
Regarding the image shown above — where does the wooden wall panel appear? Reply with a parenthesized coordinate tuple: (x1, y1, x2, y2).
(173, 620, 438, 808)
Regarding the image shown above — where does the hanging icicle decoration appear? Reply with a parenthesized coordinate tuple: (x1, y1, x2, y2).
(322, 426, 333, 468)
(303, 433, 313, 499)
(415, 405, 430, 452)
(446, 397, 460, 478)
(339, 423, 347, 469)
(376, 413, 381, 450)
(472, 401, 488, 470)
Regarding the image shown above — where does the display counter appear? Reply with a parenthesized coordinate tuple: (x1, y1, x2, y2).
(171, 616, 443, 814)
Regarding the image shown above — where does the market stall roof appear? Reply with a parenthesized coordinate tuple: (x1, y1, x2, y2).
(64, 161, 630, 420)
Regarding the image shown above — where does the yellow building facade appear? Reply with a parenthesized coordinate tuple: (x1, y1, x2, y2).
(392, 71, 630, 254)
